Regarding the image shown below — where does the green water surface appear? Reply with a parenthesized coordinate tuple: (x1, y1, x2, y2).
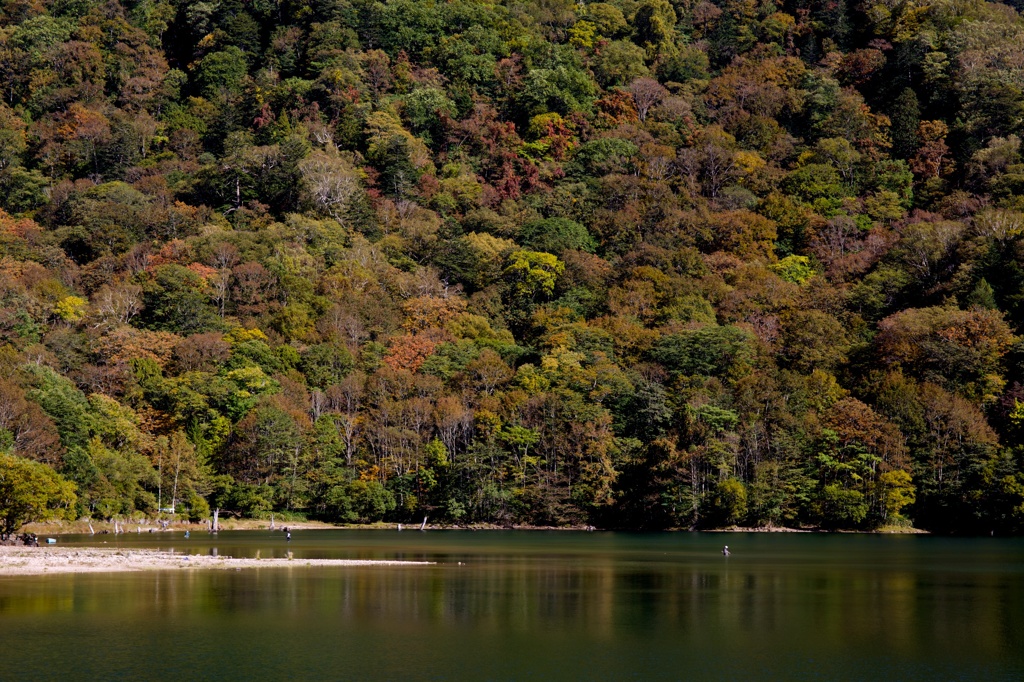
(0, 531, 1021, 681)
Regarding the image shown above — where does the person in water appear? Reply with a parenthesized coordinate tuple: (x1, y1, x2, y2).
(286, 531, 292, 541)
(184, 530, 190, 539)
(722, 545, 730, 556)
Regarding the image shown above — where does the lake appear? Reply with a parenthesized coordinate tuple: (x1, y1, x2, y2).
(0, 531, 1022, 681)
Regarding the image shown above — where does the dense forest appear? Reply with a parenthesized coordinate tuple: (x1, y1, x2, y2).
(2, 0, 1024, 534)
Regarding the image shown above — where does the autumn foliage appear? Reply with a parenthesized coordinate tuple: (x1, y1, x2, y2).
(1, 0, 1024, 533)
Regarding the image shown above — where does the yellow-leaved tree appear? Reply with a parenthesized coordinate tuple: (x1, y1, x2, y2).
(0, 453, 77, 541)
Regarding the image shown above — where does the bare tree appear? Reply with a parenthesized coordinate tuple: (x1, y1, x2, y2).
(209, 242, 240, 270)
(327, 372, 365, 465)
(300, 150, 362, 224)
(91, 283, 143, 329)
(310, 389, 328, 423)
(628, 77, 669, 122)
(317, 303, 368, 349)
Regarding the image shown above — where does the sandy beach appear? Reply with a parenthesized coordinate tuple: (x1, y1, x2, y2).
(0, 547, 434, 576)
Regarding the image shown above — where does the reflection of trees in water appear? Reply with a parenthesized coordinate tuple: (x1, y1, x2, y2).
(1, 541, 1021, 669)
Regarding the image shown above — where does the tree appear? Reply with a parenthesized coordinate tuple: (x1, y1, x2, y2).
(195, 47, 249, 98)
(652, 326, 756, 379)
(519, 217, 596, 254)
(300, 150, 363, 225)
(22, 365, 92, 455)
(0, 452, 77, 541)
(517, 61, 597, 117)
(633, 0, 678, 57)
(326, 373, 364, 465)
(592, 41, 649, 88)
(504, 250, 565, 301)
(889, 88, 920, 160)
(914, 383, 1000, 532)
(90, 283, 144, 330)
(779, 310, 849, 373)
(875, 306, 1014, 402)
(709, 478, 748, 526)
(814, 484, 868, 529)
(676, 127, 738, 198)
(52, 104, 111, 177)
(878, 469, 915, 523)
(142, 264, 221, 334)
(910, 121, 953, 180)
(302, 343, 355, 390)
(153, 430, 207, 518)
(0, 103, 27, 170)
(0, 379, 63, 466)
(705, 209, 778, 261)
(627, 77, 668, 122)
(0, 0, 1023, 535)
(231, 262, 279, 319)
(173, 333, 231, 373)
(225, 400, 303, 486)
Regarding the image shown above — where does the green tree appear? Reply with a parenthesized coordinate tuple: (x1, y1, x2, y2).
(592, 41, 649, 87)
(814, 484, 868, 529)
(890, 88, 920, 159)
(301, 343, 355, 390)
(652, 326, 756, 379)
(504, 250, 565, 301)
(709, 478, 748, 526)
(0, 453, 77, 541)
(517, 62, 596, 117)
(519, 217, 597, 254)
(632, 0, 678, 57)
(142, 264, 221, 334)
(195, 46, 249, 98)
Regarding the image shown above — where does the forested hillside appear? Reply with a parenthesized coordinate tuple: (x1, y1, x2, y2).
(2, 0, 1024, 533)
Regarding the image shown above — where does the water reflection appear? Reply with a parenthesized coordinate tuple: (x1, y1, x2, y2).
(0, 532, 1022, 681)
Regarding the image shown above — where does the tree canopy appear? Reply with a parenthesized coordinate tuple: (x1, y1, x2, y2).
(1, 0, 1024, 533)
(0, 453, 77, 540)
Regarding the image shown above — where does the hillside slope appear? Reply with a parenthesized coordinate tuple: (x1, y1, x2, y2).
(2, 0, 1024, 532)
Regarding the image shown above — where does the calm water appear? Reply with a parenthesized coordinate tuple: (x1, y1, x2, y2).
(0, 531, 1022, 681)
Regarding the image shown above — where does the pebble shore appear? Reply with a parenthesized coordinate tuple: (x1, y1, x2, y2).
(0, 547, 434, 576)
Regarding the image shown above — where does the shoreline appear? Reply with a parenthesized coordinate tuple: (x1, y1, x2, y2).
(0, 547, 434, 577)
(18, 519, 930, 536)
(702, 525, 929, 534)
